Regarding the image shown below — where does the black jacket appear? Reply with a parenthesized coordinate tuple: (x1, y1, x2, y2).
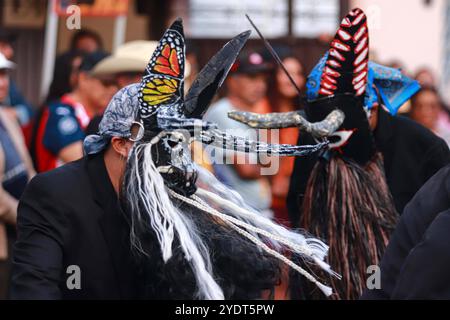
(10, 153, 143, 299)
(287, 107, 450, 227)
(361, 164, 450, 299)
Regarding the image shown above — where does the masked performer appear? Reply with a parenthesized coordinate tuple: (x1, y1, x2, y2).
(229, 8, 434, 300)
(11, 19, 337, 300)
(286, 24, 450, 219)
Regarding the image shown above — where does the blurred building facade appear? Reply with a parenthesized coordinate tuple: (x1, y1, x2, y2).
(0, 0, 350, 108)
(0, 0, 447, 107)
(352, 0, 445, 79)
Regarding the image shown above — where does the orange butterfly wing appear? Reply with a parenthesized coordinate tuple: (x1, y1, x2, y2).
(139, 21, 185, 118)
(153, 44, 181, 78)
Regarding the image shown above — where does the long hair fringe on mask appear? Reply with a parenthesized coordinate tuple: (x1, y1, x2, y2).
(193, 165, 334, 267)
(123, 140, 339, 299)
(124, 142, 224, 299)
(298, 152, 398, 300)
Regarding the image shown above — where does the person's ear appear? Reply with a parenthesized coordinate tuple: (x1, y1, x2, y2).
(110, 137, 132, 158)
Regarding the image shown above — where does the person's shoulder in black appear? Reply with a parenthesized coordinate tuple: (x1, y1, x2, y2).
(26, 157, 89, 202)
(375, 107, 450, 214)
(287, 107, 450, 227)
(361, 164, 450, 299)
(380, 109, 450, 176)
(17, 156, 96, 233)
(10, 158, 88, 299)
(10, 154, 143, 299)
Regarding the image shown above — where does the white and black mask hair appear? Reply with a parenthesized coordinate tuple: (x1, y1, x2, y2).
(119, 18, 337, 299)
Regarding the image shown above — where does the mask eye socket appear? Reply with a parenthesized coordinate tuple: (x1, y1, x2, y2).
(328, 130, 354, 149)
(167, 132, 185, 148)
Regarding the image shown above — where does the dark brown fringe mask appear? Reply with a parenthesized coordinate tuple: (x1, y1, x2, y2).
(299, 152, 398, 300)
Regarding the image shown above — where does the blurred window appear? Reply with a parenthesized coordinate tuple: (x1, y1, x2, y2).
(293, 0, 339, 37)
(188, 0, 288, 38)
(187, 0, 339, 39)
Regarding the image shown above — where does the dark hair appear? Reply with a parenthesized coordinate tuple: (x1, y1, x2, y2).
(135, 203, 281, 299)
(294, 153, 397, 300)
(0, 30, 17, 44)
(46, 50, 108, 104)
(266, 53, 304, 112)
(45, 50, 86, 104)
(30, 50, 87, 169)
(70, 29, 103, 52)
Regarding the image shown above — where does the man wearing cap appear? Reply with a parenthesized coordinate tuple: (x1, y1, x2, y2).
(90, 40, 157, 89)
(84, 41, 159, 135)
(205, 51, 273, 216)
(30, 51, 118, 172)
(0, 30, 34, 127)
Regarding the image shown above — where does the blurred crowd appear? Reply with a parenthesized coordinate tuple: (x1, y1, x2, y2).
(0, 27, 449, 299)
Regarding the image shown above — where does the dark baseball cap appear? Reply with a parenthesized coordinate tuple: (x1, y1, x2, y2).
(0, 30, 17, 43)
(229, 51, 273, 75)
(79, 50, 110, 73)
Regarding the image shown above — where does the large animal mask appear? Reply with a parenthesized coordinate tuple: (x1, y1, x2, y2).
(135, 19, 329, 195)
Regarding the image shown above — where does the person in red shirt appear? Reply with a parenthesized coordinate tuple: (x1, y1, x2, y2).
(30, 51, 119, 172)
